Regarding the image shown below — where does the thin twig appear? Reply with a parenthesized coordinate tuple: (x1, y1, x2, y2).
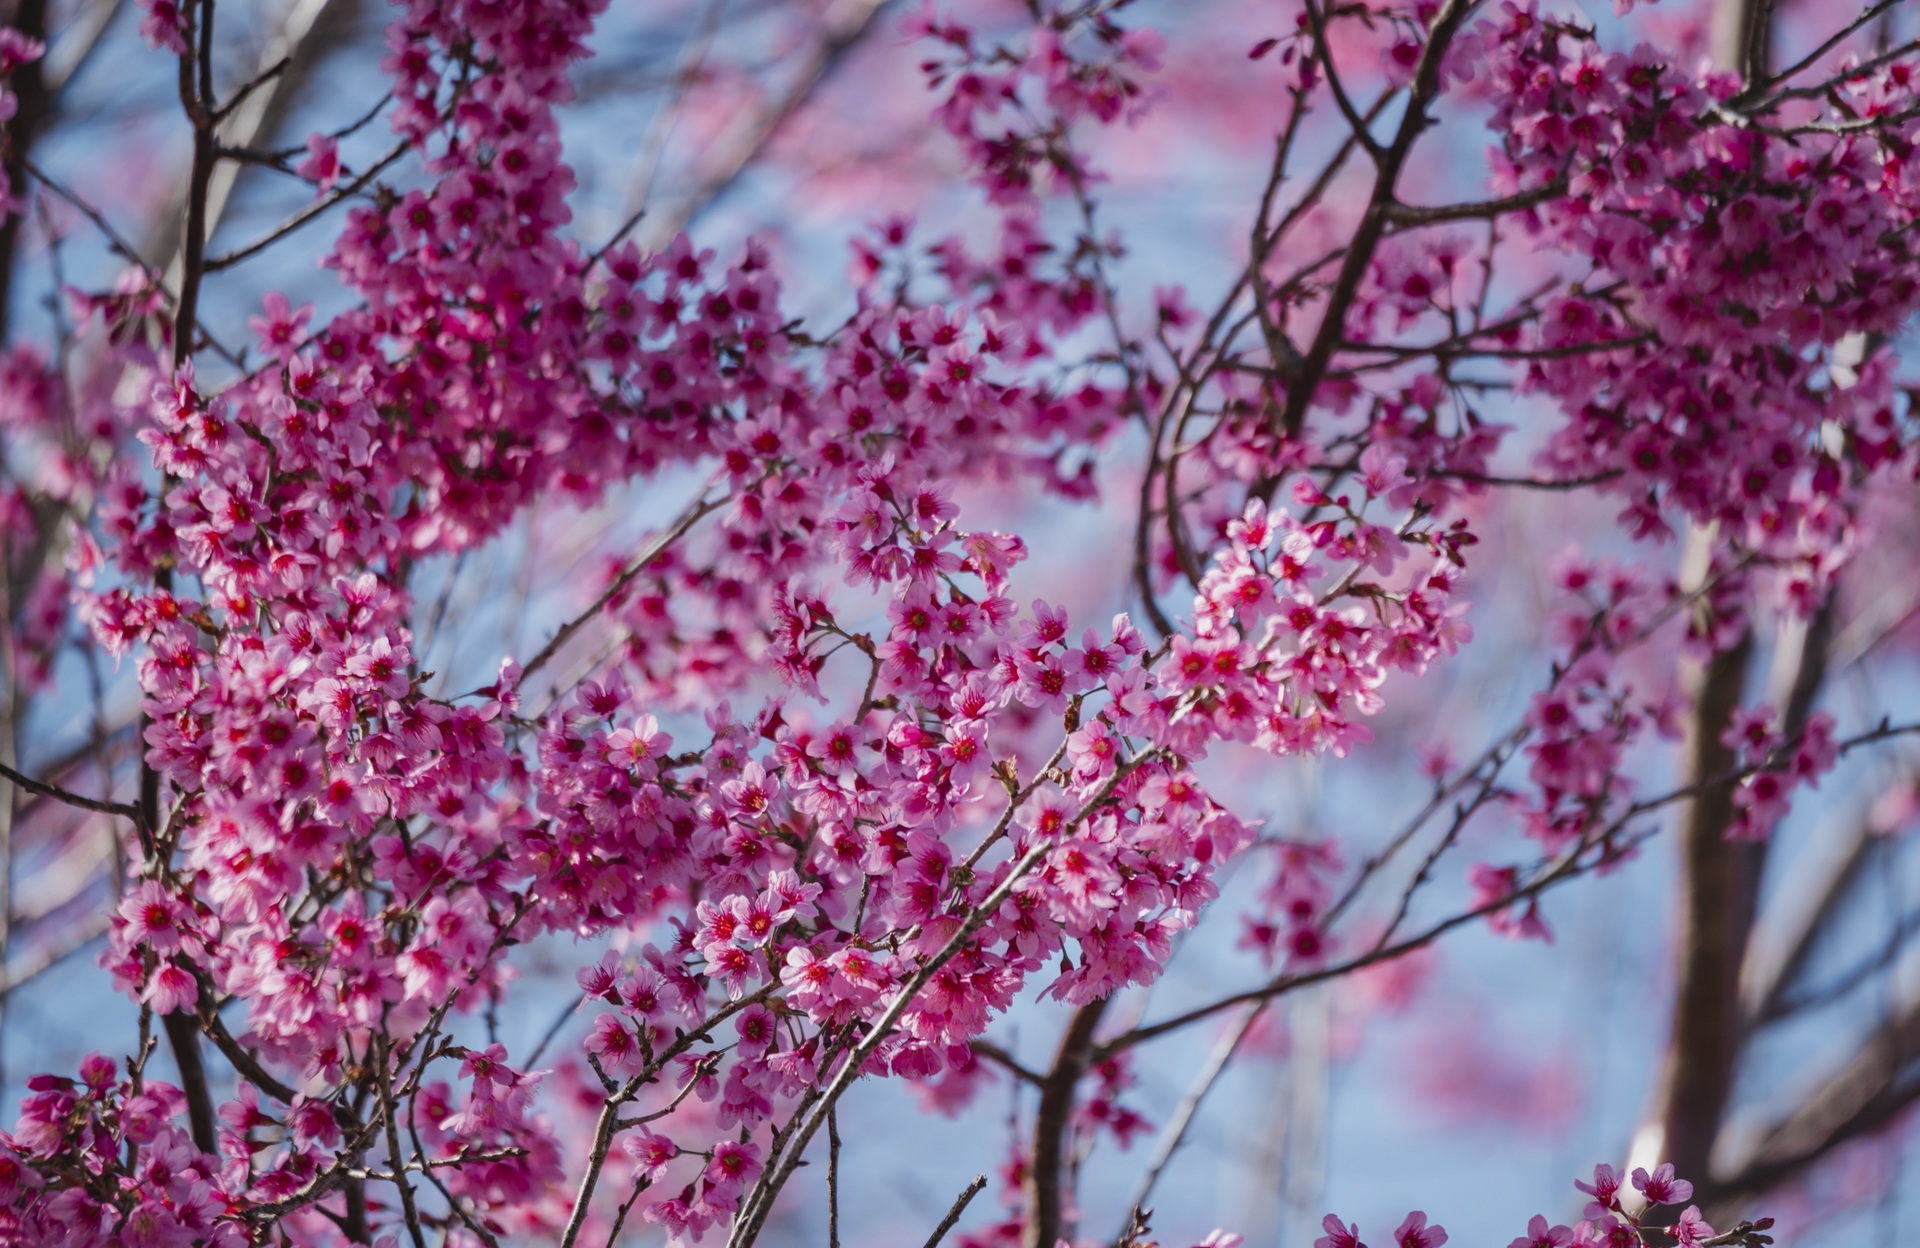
(1114, 1002, 1264, 1244)
(1274, 0, 1476, 439)
(922, 1174, 988, 1248)
(519, 487, 726, 682)
(0, 759, 138, 820)
(203, 136, 408, 271)
(827, 1105, 842, 1248)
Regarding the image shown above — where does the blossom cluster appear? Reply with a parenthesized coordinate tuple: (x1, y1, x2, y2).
(1482, 3, 1920, 603)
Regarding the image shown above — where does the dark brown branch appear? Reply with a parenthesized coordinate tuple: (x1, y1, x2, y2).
(1710, 989, 1920, 1208)
(170, 0, 216, 371)
(969, 1039, 1045, 1085)
(149, 5, 222, 1158)
(155, 0, 359, 284)
(374, 1033, 427, 1248)
(1436, 468, 1624, 491)
(925, 1174, 988, 1248)
(1272, 0, 1476, 440)
(1748, 0, 1898, 101)
(1716, 0, 1776, 93)
(828, 1105, 842, 1248)
(213, 54, 290, 123)
(342, 1176, 368, 1246)
(1096, 715, 1920, 1060)
(198, 991, 300, 1102)
(203, 135, 406, 272)
(0, 0, 51, 345)
(0, 759, 138, 820)
(1024, 998, 1109, 1248)
(1384, 177, 1569, 226)
(1639, 618, 1754, 1187)
(162, 1010, 219, 1155)
(1301, 0, 1383, 161)
(1633, 0, 1784, 1199)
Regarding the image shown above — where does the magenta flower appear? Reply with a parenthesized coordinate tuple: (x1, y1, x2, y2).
(1394, 1212, 1448, 1248)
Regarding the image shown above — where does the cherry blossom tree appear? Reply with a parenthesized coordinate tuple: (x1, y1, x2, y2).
(0, 0, 1913, 1245)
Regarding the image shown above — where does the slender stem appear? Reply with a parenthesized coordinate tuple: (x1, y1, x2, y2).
(518, 487, 725, 683)
(1122, 1005, 1266, 1242)
(375, 1033, 428, 1248)
(1301, 0, 1382, 160)
(204, 136, 409, 272)
(923, 1174, 989, 1248)
(172, 0, 217, 371)
(827, 1105, 842, 1248)
(559, 1075, 641, 1248)
(0, 759, 139, 819)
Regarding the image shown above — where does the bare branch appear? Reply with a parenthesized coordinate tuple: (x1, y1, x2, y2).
(969, 1039, 1045, 1086)
(0, 0, 52, 345)
(642, 0, 895, 245)
(518, 485, 726, 683)
(1024, 999, 1109, 1248)
(203, 135, 406, 272)
(1095, 715, 1920, 1060)
(162, 0, 361, 281)
(1115, 1003, 1265, 1241)
(924, 1174, 989, 1248)
(1629, 524, 1757, 1188)
(1385, 177, 1570, 226)
(1743, 0, 1893, 102)
(1301, 0, 1383, 162)
(1273, 0, 1478, 440)
(1712, 988, 1920, 1205)
(0, 758, 139, 821)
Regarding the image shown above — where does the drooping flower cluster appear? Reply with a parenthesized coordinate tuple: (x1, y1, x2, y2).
(1484, 4, 1920, 602)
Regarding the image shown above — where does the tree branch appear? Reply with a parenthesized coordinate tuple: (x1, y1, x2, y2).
(1272, 0, 1475, 440)
(1710, 988, 1920, 1209)
(640, 0, 895, 245)
(1300, 0, 1383, 162)
(925, 1174, 989, 1248)
(518, 486, 726, 683)
(1024, 998, 1108, 1248)
(1115, 1002, 1265, 1242)
(0, 0, 51, 345)
(1384, 177, 1568, 226)
(0, 758, 139, 820)
(1630, 525, 1757, 1191)
(159, 0, 359, 282)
